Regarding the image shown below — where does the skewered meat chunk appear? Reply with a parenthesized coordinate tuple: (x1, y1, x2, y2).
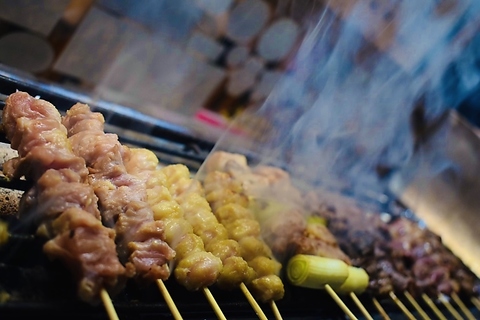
(161, 164, 255, 290)
(2, 92, 125, 303)
(21, 168, 101, 237)
(388, 218, 479, 297)
(238, 236, 275, 262)
(62, 103, 175, 282)
(122, 148, 222, 290)
(44, 207, 123, 301)
(307, 189, 479, 298)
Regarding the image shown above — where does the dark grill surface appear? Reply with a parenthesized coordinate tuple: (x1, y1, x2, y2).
(0, 70, 479, 320)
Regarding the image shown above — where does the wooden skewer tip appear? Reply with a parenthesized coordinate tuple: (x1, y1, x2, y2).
(349, 292, 373, 320)
(324, 284, 358, 320)
(239, 282, 268, 320)
(403, 291, 431, 320)
(372, 297, 391, 320)
(203, 287, 227, 320)
(100, 288, 119, 320)
(388, 291, 415, 320)
(439, 294, 463, 320)
(156, 279, 183, 320)
(270, 300, 283, 320)
(451, 292, 476, 320)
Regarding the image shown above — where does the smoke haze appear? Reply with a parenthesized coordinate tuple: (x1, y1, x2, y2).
(207, 0, 480, 199)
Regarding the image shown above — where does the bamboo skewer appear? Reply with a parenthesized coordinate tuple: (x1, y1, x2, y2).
(439, 294, 463, 320)
(470, 297, 480, 311)
(404, 291, 431, 320)
(100, 288, 120, 320)
(349, 292, 373, 320)
(156, 280, 183, 320)
(372, 297, 391, 320)
(324, 284, 358, 320)
(422, 294, 448, 320)
(203, 287, 226, 320)
(270, 300, 283, 320)
(451, 292, 475, 320)
(389, 291, 415, 320)
(240, 282, 268, 320)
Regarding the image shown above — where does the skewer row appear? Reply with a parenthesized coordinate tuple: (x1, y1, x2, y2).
(1, 93, 480, 320)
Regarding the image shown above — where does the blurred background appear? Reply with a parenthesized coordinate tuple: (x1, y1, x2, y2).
(0, 0, 478, 143)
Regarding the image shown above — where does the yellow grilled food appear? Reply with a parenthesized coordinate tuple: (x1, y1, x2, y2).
(287, 254, 349, 289)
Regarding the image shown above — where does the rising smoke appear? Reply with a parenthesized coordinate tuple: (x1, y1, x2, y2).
(208, 0, 480, 200)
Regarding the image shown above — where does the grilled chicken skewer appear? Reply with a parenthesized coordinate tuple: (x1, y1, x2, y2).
(62, 102, 175, 282)
(201, 169, 285, 302)
(122, 148, 224, 319)
(160, 164, 275, 319)
(1, 92, 125, 309)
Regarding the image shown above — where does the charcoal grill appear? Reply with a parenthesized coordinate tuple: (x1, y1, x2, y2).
(0, 68, 478, 320)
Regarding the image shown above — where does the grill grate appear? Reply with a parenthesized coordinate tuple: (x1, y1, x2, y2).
(0, 71, 478, 319)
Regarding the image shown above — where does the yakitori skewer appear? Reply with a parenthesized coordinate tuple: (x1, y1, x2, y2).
(389, 291, 416, 320)
(1, 92, 126, 318)
(404, 291, 431, 320)
(201, 152, 371, 320)
(121, 150, 251, 319)
(422, 293, 448, 320)
(372, 297, 391, 320)
(164, 164, 282, 319)
(451, 292, 475, 320)
(66, 107, 226, 320)
(439, 294, 463, 320)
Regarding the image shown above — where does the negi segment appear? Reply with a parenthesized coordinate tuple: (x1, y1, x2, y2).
(62, 103, 175, 281)
(1, 91, 125, 303)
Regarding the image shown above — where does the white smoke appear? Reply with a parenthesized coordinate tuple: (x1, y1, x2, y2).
(208, 0, 480, 199)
